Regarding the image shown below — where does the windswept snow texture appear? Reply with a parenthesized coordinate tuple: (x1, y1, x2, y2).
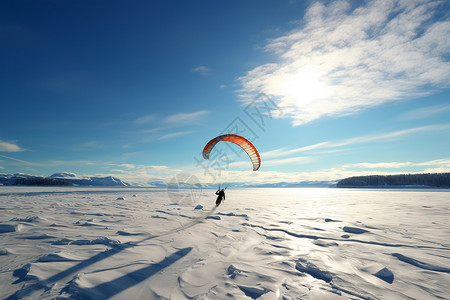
(0, 187, 449, 299)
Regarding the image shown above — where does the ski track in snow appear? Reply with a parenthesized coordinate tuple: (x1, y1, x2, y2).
(0, 187, 449, 299)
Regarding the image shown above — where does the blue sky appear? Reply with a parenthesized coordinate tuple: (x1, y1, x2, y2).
(1, 0, 449, 185)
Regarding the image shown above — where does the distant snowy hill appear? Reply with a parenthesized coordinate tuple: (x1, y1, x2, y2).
(0, 173, 130, 187)
(49, 173, 130, 187)
(0, 173, 36, 186)
(0, 173, 335, 188)
(50, 172, 78, 178)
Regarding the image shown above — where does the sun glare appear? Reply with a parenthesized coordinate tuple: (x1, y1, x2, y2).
(280, 66, 328, 104)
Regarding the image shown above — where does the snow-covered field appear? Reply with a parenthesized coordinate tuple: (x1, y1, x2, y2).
(0, 187, 449, 299)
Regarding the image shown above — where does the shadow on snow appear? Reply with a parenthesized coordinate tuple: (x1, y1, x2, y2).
(6, 206, 217, 299)
(66, 247, 192, 299)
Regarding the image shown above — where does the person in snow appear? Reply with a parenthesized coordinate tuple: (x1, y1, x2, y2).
(215, 187, 225, 206)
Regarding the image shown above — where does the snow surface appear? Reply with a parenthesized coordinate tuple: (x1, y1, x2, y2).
(0, 187, 449, 299)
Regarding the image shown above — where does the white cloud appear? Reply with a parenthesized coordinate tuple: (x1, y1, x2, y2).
(192, 168, 389, 184)
(264, 156, 313, 166)
(191, 66, 212, 76)
(264, 124, 450, 158)
(139, 129, 195, 143)
(48, 160, 99, 166)
(138, 128, 164, 135)
(110, 164, 169, 172)
(0, 139, 25, 152)
(400, 104, 450, 120)
(227, 155, 313, 169)
(114, 163, 136, 169)
(0, 154, 38, 165)
(191, 157, 450, 184)
(91, 155, 450, 186)
(261, 142, 328, 159)
(103, 164, 182, 185)
(164, 111, 209, 124)
(239, 0, 450, 126)
(159, 131, 195, 140)
(134, 114, 156, 125)
(328, 124, 450, 147)
(77, 157, 450, 186)
(348, 162, 414, 168)
(423, 166, 450, 173)
(148, 165, 170, 171)
(133, 111, 209, 144)
(316, 148, 349, 154)
(419, 158, 450, 167)
(347, 158, 450, 170)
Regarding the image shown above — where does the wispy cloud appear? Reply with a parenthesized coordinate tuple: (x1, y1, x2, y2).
(265, 124, 450, 157)
(103, 164, 181, 185)
(134, 114, 156, 125)
(261, 142, 328, 159)
(75, 141, 106, 151)
(191, 66, 212, 76)
(239, 0, 450, 126)
(227, 155, 312, 169)
(264, 156, 313, 166)
(164, 111, 209, 124)
(0, 139, 25, 152)
(0, 154, 39, 165)
(345, 158, 450, 171)
(109, 163, 169, 173)
(192, 168, 387, 184)
(421, 158, 450, 167)
(135, 111, 209, 129)
(399, 104, 450, 120)
(133, 111, 209, 144)
(328, 124, 450, 147)
(48, 160, 99, 166)
(137, 128, 164, 135)
(348, 162, 414, 168)
(113, 163, 136, 169)
(159, 130, 195, 140)
(140, 130, 196, 143)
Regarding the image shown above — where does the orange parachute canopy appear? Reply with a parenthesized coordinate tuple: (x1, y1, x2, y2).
(202, 134, 261, 171)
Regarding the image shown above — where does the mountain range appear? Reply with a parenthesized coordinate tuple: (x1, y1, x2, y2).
(4, 172, 446, 188)
(0, 173, 130, 187)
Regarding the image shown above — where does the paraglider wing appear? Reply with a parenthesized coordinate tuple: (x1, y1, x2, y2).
(203, 134, 261, 171)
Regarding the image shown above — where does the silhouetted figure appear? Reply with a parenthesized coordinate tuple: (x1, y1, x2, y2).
(215, 188, 225, 206)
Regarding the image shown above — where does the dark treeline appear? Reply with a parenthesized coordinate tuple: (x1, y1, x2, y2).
(13, 177, 75, 186)
(337, 173, 450, 188)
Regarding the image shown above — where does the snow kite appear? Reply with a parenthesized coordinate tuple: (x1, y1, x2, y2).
(203, 134, 261, 171)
